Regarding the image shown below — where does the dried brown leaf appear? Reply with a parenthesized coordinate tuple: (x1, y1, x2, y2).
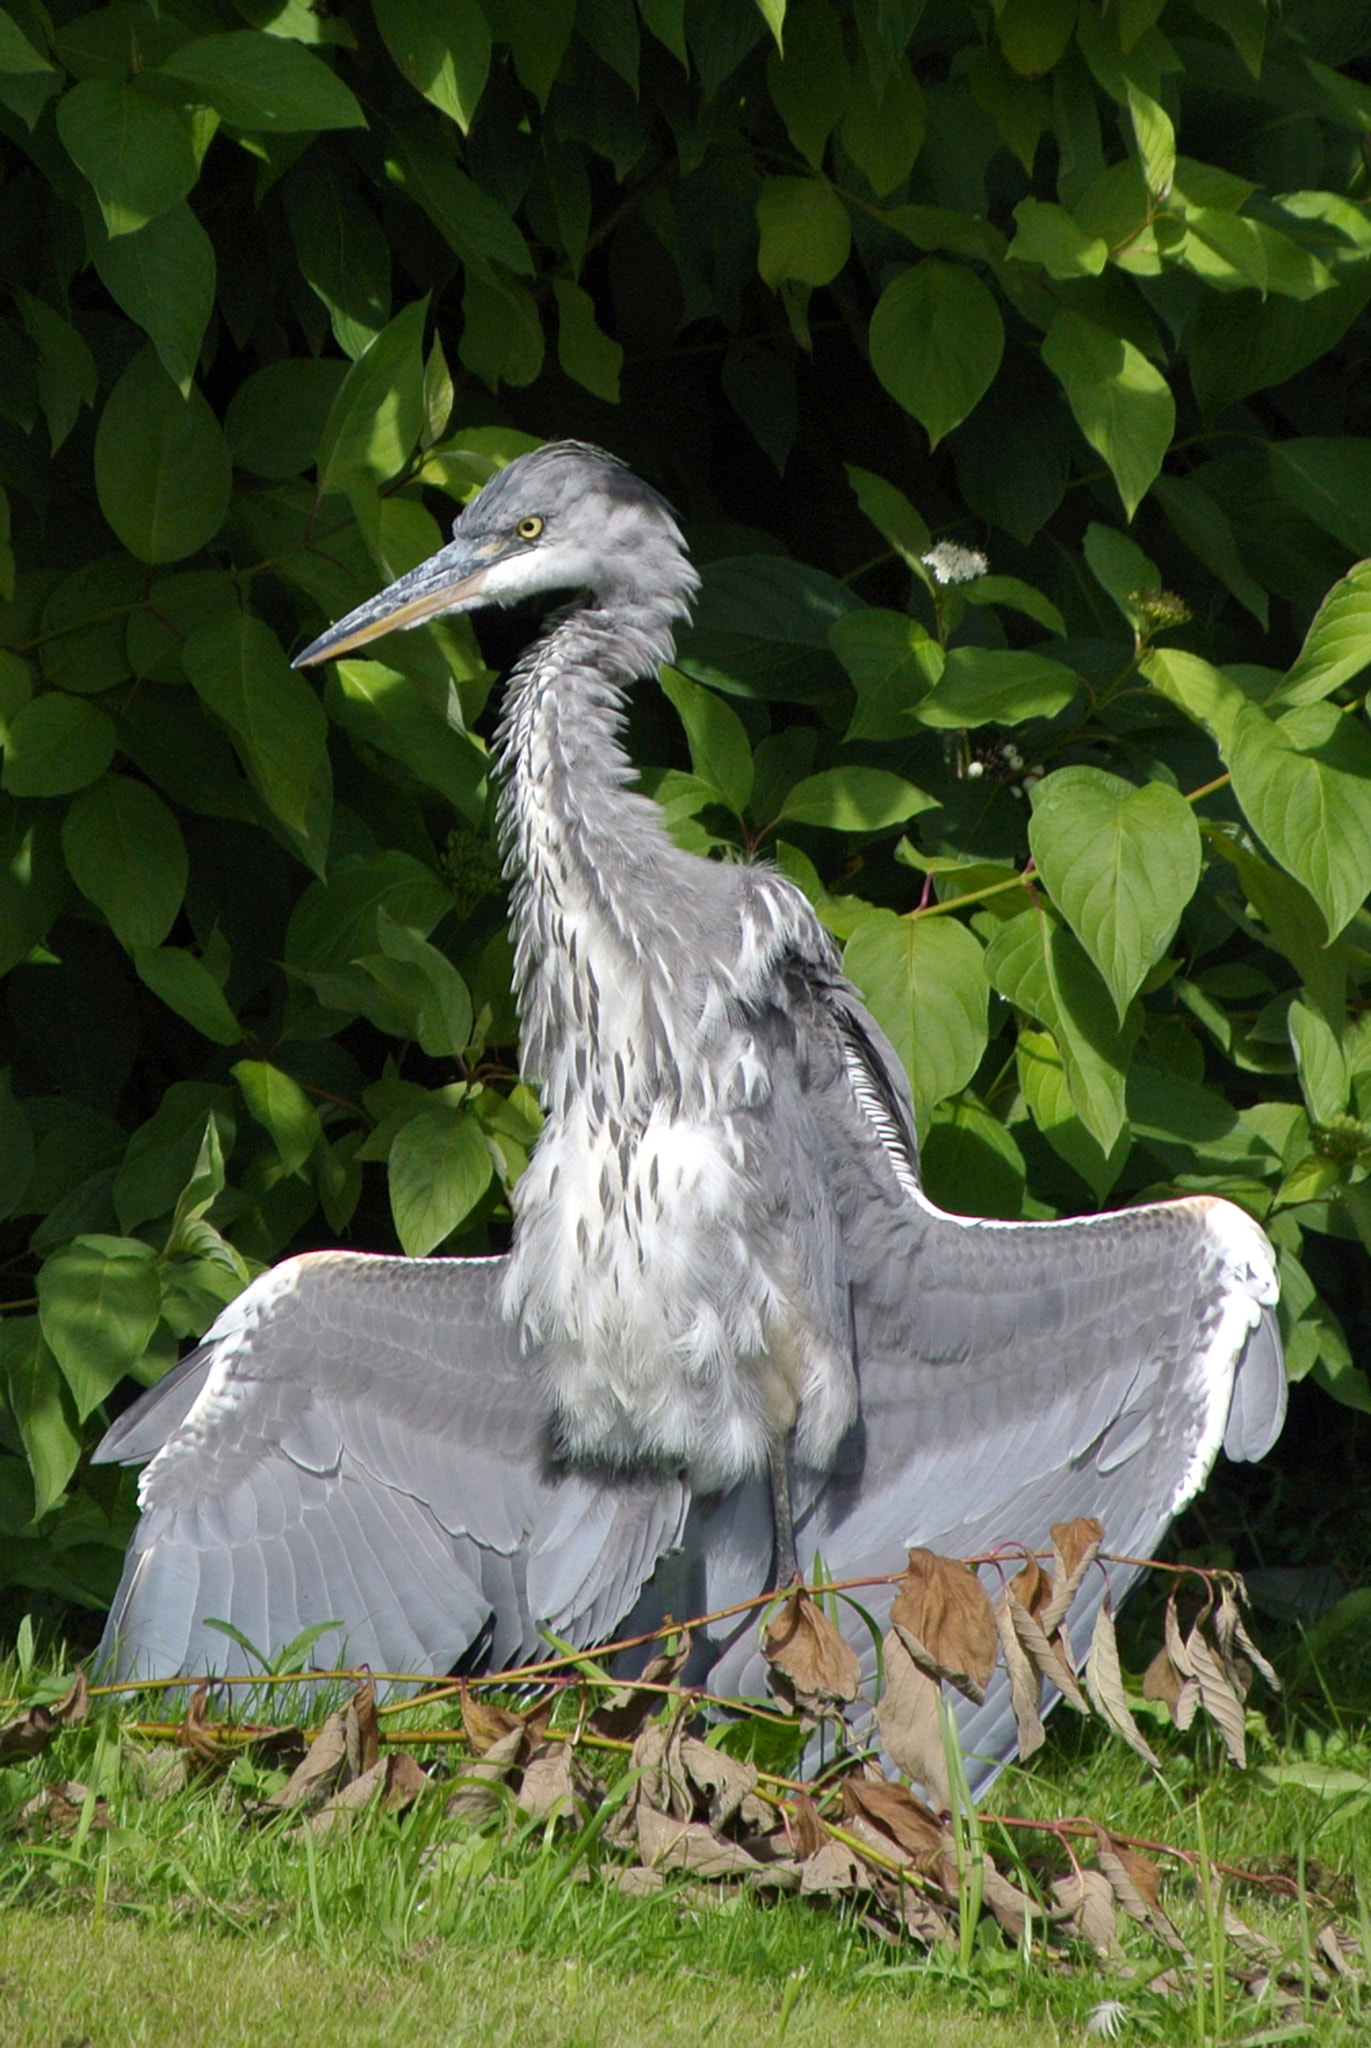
(268, 1709, 350, 1811)
(637, 1803, 797, 1883)
(18, 1778, 110, 1837)
(1316, 1921, 1360, 1980)
(517, 1740, 576, 1823)
(0, 1669, 89, 1764)
(1185, 1623, 1248, 1766)
(1093, 1827, 1188, 1954)
(444, 1725, 524, 1821)
(841, 1777, 949, 1863)
(1213, 1574, 1280, 1698)
(589, 1632, 692, 1742)
(790, 1788, 825, 1861)
(1142, 1645, 1184, 1720)
(346, 1677, 378, 1775)
(1223, 1902, 1282, 1965)
(1040, 1518, 1105, 1635)
(874, 1627, 950, 1809)
(1051, 1868, 1121, 1956)
(890, 1549, 997, 1703)
(1084, 1603, 1162, 1769)
(458, 1682, 527, 1755)
(1011, 1553, 1052, 1618)
(799, 1838, 867, 1895)
(1005, 1588, 1088, 1712)
(980, 1853, 1041, 1944)
(678, 1736, 758, 1831)
(992, 1590, 1046, 1759)
(763, 1586, 860, 1711)
(308, 1750, 427, 1835)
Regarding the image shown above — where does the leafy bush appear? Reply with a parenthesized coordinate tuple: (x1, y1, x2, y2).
(3, 0, 1371, 1624)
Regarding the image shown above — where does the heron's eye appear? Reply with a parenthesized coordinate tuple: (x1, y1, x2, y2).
(516, 516, 544, 541)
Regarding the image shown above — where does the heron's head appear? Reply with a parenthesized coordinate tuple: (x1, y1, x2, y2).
(294, 441, 697, 668)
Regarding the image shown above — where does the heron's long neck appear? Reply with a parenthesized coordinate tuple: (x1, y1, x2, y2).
(495, 602, 695, 1099)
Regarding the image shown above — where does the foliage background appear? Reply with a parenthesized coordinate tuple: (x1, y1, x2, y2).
(2, 0, 1371, 1639)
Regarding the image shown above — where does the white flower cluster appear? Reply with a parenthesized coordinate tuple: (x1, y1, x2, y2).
(921, 540, 990, 585)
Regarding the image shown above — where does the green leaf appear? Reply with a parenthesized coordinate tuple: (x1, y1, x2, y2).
(1276, 559, 1371, 707)
(0, 11, 55, 74)
(869, 259, 1004, 449)
(844, 464, 930, 570)
(283, 153, 392, 359)
(1140, 645, 1246, 747)
(389, 1102, 493, 1253)
(1224, 700, 1371, 941)
(912, 647, 1080, 728)
(960, 578, 1067, 638)
(55, 77, 198, 236)
(1042, 309, 1174, 519)
(134, 946, 244, 1045)
(371, 0, 490, 129)
(371, 910, 473, 1056)
(1151, 473, 1268, 626)
(658, 668, 754, 812)
(233, 1059, 322, 1175)
(921, 1097, 1026, 1220)
(831, 611, 943, 742)
(114, 1084, 234, 1234)
(1028, 767, 1202, 1020)
(1288, 999, 1349, 1127)
(94, 346, 231, 563)
(225, 358, 349, 480)
(285, 850, 453, 975)
(551, 278, 622, 402)
(839, 56, 923, 197)
(1270, 441, 1371, 560)
(842, 911, 988, 1131)
(766, 0, 848, 167)
(16, 292, 97, 453)
(1082, 521, 1160, 631)
(61, 774, 188, 950)
(37, 1234, 161, 1421)
(183, 611, 329, 842)
(756, 175, 851, 289)
(328, 659, 488, 824)
(459, 274, 545, 389)
(776, 766, 936, 832)
(1, 695, 115, 798)
(0, 813, 67, 976)
(753, 0, 786, 53)
(1007, 198, 1107, 278)
(316, 297, 428, 493)
(157, 31, 365, 131)
(1016, 1026, 1128, 1202)
(0, 1318, 80, 1516)
(387, 133, 533, 278)
(986, 910, 1138, 1153)
(89, 203, 216, 397)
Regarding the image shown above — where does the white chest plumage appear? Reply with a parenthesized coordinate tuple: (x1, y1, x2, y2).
(494, 623, 857, 1490)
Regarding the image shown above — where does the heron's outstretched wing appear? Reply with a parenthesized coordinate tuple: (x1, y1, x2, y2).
(655, 973, 1284, 1775)
(96, 1251, 687, 1683)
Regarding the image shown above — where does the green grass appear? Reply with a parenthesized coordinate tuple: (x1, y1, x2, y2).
(2, 1642, 1369, 2048)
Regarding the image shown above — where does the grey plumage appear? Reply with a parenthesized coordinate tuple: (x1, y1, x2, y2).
(96, 443, 1285, 1771)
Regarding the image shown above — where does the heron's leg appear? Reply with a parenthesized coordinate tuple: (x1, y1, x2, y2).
(768, 1433, 800, 1587)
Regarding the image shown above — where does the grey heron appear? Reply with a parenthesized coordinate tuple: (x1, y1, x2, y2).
(96, 443, 1285, 1765)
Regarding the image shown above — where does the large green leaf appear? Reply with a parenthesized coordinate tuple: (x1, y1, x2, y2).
(88, 204, 216, 396)
(1224, 699, 1371, 940)
(93, 347, 231, 563)
(285, 850, 453, 975)
(870, 259, 1004, 448)
(1042, 309, 1174, 519)
(1275, 559, 1371, 707)
(388, 1101, 493, 1253)
(1, 695, 115, 798)
(134, 946, 243, 1046)
(55, 77, 197, 236)
(1028, 767, 1202, 1020)
(986, 910, 1138, 1152)
(831, 611, 942, 742)
(0, 1318, 80, 1516)
(61, 774, 188, 951)
(156, 31, 366, 130)
(182, 611, 329, 842)
(776, 766, 936, 832)
(233, 1060, 323, 1175)
(371, 0, 491, 129)
(328, 660, 488, 824)
(316, 298, 428, 494)
(912, 647, 1079, 728)
(756, 176, 851, 288)
(842, 911, 989, 1131)
(37, 1234, 161, 1421)
(658, 668, 754, 813)
(551, 279, 622, 402)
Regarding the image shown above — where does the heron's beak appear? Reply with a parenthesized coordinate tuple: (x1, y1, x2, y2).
(292, 538, 496, 667)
